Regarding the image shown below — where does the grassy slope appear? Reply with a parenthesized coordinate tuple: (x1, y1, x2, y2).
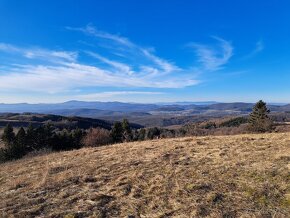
(0, 133, 289, 217)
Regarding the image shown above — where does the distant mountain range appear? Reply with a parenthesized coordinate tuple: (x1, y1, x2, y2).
(1, 101, 290, 128)
(0, 101, 158, 113)
(0, 101, 289, 114)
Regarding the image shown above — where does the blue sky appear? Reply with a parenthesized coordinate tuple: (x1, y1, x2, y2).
(0, 0, 290, 103)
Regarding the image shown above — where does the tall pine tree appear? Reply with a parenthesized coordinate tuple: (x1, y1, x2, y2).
(110, 122, 123, 143)
(122, 119, 132, 142)
(1, 124, 15, 146)
(13, 127, 27, 158)
(248, 100, 272, 132)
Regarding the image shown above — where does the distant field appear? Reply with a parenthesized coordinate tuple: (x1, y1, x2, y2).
(0, 133, 289, 217)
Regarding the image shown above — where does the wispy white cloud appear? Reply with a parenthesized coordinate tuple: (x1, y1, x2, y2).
(0, 61, 197, 93)
(243, 40, 264, 59)
(85, 51, 134, 76)
(69, 25, 181, 74)
(0, 43, 77, 62)
(254, 40, 264, 53)
(188, 36, 233, 71)
(67, 24, 134, 47)
(76, 91, 164, 100)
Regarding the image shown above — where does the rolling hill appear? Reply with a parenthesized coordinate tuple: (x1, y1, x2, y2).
(0, 113, 143, 130)
(0, 133, 289, 217)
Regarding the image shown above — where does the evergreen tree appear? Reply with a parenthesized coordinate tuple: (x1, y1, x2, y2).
(1, 124, 15, 146)
(26, 124, 36, 151)
(13, 127, 27, 158)
(110, 121, 123, 143)
(137, 128, 146, 141)
(248, 100, 273, 132)
(122, 119, 132, 142)
(0, 125, 27, 161)
(72, 128, 85, 149)
(16, 127, 26, 148)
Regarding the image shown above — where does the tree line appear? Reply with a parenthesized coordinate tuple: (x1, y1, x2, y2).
(0, 124, 85, 162)
(0, 119, 170, 162)
(0, 100, 273, 162)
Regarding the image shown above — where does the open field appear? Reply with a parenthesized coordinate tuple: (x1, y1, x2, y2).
(0, 133, 290, 217)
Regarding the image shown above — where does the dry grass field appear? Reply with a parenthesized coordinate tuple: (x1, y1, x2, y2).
(0, 133, 289, 217)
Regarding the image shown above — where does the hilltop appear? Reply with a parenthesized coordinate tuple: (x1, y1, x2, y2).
(0, 133, 289, 217)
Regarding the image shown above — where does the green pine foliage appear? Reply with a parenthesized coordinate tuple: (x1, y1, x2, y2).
(0, 124, 86, 162)
(122, 119, 133, 142)
(110, 121, 124, 143)
(219, 117, 248, 127)
(1, 124, 15, 146)
(248, 100, 273, 132)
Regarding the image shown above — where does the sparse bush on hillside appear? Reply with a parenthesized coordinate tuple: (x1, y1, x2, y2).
(248, 100, 273, 132)
(83, 128, 112, 147)
(136, 128, 146, 141)
(160, 128, 176, 138)
(201, 121, 217, 129)
(146, 127, 161, 139)
(180, 123, 207, 136)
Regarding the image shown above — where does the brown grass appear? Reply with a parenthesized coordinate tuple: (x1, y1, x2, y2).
(0, 133, 290, 217)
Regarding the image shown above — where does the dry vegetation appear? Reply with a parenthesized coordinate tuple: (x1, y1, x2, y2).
(0, 133, 289, 217)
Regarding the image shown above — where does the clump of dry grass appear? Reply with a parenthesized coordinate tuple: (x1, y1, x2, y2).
(0, 133, 289, 217)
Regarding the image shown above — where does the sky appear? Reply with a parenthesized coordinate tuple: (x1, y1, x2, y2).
(0, 0, 290, 103)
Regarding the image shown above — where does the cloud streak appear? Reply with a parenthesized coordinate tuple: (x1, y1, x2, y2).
(243, 40, 264, 59)
(0, 43, 77, 62)
(188, 37, 233, 71)
(76, 91, 164, 100)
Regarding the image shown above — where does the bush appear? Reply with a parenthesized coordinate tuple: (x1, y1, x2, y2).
(136, 128, 146, 141)
(146, 127, 161, 139)
(201, 121, 217, 129)
(82, 128, 112, 147)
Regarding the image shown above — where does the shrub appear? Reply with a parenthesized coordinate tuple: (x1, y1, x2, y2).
(201, 121, 217, 129)
(146, 127, 161, 139)
(82, 128, 112, 147)
(137, 128, 146, 141)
